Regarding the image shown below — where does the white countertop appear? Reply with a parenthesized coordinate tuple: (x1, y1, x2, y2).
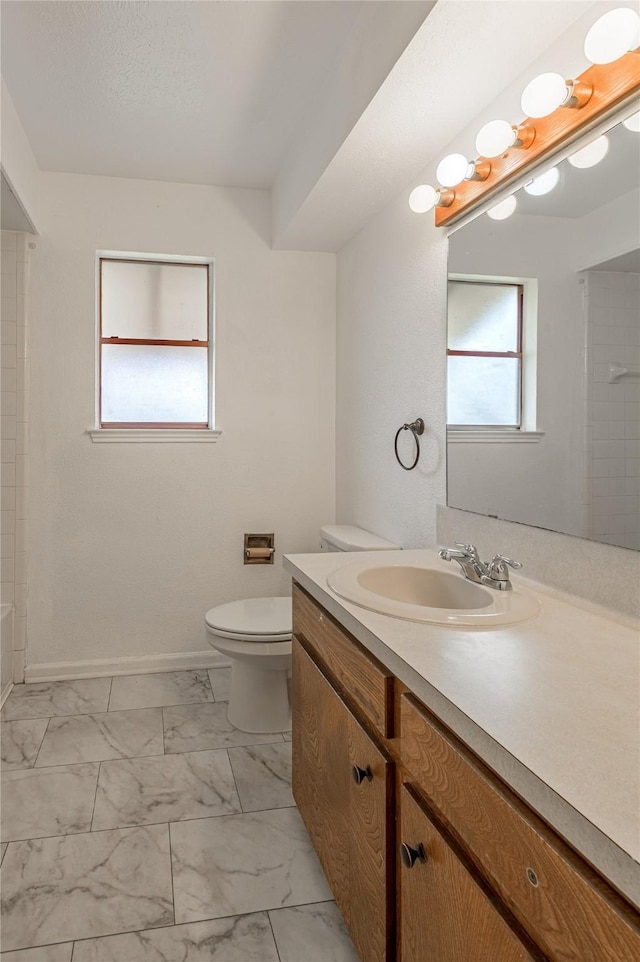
(283, 548, 640, 908)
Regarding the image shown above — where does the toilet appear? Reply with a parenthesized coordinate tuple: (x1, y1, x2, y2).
(204, 525, 399, 733)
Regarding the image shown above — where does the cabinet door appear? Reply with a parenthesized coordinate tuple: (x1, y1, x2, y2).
(348, 712, 395, 962)
(292, 638, 394, 962)
(292, 637, 351, 917)
(399, 785, 540, 962)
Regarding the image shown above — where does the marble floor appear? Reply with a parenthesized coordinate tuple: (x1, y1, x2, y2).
(0, 669, 358, 962)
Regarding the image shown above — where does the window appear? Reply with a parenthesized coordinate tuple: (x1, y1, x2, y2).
(447, 279, 523, 428)
(98, 256, 213, 429)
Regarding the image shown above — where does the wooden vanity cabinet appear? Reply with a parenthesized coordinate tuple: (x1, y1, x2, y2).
(292, 638, 395, 962)
(291, 583, 640, 962)
(399, 784, 541, 962)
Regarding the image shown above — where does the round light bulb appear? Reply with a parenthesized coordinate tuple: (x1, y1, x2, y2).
(436, 153, 469, 188)
(521, 72, 568, 119)
(487, 196, 517, 221)
(568, 134, 609, 169)
(524, 167, 560, 196)
(408, 184, 438, 213)
(475, 120, 517, 158)
(584, 8, 640, 64)
(623, 109, 640, 132)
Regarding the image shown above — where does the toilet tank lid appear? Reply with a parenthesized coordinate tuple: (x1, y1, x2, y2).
(319, 525, 400, 551)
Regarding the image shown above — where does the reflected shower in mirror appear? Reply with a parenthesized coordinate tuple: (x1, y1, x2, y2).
(447, 109, 640, 550)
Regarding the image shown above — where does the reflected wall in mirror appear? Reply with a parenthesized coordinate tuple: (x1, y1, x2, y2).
(447, 109, 640, 550)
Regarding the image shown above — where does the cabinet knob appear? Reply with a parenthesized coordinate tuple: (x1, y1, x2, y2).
(400, 842, 427, 868)
(351, 764, 373, 784)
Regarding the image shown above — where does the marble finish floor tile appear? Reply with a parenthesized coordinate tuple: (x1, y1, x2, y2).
(228, 742, 294, 812)
(282, 731, 292, 741)
(0, 944, 73, 961)
(92, 749, 241, 831)
(1, 678, 111, 721)
(163, 702, 284, 754)
(36, 708, 164, 767)
(71, 914, 279, 961)
(170, 806, 332, 923)
(207, 667, 230, 702)
(108, 671, 213, 712)
(1, 717, 49, 770)
(0, 824, 173, 952)
(1, 763, 99, 842)
(269, 901, 359, 961)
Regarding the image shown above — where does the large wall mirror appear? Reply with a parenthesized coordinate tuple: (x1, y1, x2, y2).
(447, 104, 640, 550)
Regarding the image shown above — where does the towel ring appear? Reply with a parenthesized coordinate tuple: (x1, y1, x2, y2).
(394, 418, 424, 471)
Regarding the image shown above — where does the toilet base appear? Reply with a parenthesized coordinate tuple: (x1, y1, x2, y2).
(227, 659, 291, 734)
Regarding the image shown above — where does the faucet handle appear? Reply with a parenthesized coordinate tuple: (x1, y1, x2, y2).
(454, 542, 480, 560)
(487, 554, 522, 580)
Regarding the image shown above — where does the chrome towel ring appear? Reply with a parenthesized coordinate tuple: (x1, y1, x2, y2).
(394, 418, 424, 471)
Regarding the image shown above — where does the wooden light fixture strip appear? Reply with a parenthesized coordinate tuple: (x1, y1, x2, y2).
(435, 53, 640, 228)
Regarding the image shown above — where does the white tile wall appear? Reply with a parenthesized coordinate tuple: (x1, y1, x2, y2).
(584, 270, 640, 550)
(1, 230, 31, 683)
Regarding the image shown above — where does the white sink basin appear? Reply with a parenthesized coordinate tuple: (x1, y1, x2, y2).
(327, 560, 540, 628)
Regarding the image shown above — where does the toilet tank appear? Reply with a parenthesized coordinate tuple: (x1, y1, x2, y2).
(319, 525, 400, 553)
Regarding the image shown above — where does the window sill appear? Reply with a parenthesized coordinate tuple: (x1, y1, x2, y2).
(447, 429, 544, 444)
(88, 429, 222, 444)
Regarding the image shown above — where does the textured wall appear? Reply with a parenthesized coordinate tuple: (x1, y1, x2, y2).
(28, 173, 335, 672)
(336, 195, 447, 547)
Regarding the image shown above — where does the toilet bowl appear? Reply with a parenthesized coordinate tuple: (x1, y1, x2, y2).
(204, 526, 399, 734)
(205, 597, 292, 734)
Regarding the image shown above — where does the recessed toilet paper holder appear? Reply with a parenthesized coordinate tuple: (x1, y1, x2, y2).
(244, 533, 275, 564)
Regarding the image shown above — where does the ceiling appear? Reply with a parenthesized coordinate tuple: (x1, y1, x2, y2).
(0, 0, 392, 188)
(0, 0, 605, 248)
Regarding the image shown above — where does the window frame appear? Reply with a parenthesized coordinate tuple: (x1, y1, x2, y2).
(95, 252, 215, 432)
(446, 272, 544, 432)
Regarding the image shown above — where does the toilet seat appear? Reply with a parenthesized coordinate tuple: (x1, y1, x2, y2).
(205, 596, 292, 642)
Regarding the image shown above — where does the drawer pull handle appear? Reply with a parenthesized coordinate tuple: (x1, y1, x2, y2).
(400, 842, 427, 868)
(352, 764, 373, 784)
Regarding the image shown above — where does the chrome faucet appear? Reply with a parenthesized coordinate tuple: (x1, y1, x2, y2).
(439, 543, 522, 591)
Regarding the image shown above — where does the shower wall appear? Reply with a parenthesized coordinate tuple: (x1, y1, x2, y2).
(584, 269, 640, 550)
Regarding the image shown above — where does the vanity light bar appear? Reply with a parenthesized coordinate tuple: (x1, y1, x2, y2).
(409, 8, 640, 228)
(434, 54, 639, 227)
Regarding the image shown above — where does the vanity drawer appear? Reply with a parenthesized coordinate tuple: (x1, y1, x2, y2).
(400, 692, 640, 962)
(293, 583, 394, 738)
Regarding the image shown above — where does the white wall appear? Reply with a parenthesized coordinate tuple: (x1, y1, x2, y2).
(336, 196, 447, 547)
(28, 173, 335, 675)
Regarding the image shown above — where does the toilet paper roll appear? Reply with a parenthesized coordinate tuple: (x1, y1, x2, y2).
(246, 547, 274, 560)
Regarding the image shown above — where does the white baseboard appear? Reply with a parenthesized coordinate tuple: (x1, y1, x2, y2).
(1, 680, 13, 707)
(25, 650, 231, 683)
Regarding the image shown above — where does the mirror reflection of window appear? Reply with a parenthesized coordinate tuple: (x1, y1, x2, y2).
(447, 280, 522, 427)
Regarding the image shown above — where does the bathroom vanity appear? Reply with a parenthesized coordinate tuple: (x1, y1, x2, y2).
(284, 548, 640, 962)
